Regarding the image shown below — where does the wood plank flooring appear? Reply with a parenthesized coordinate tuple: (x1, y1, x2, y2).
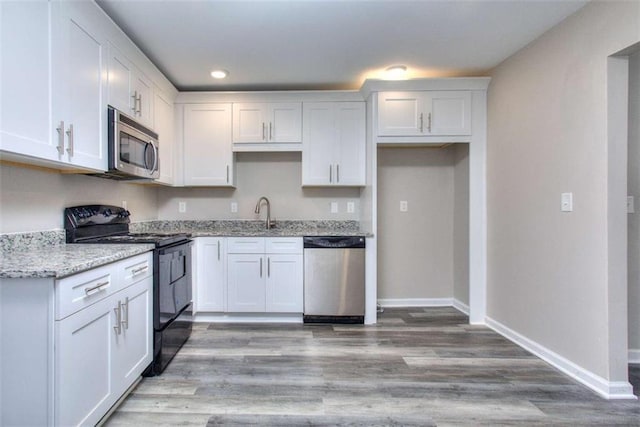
(105, 307, 640, 426)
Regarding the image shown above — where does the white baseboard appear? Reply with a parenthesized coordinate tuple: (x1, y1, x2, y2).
(629, 349, 640, 364)
(486, 316, 636, 400)
(452, 298, 470, 315)
(377, 298, 454, 307)
(194, 313, 302, 323)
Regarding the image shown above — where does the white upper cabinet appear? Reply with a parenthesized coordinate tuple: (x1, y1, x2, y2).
(107, 43, 154, 127)
(233, 102, 302, 144)
(50, 0, 108, 171)
(378, 91, 471, 137)
(182, 103, 234, 186)
(154, 86, 175, 185)
(0, 0, 107, 171)
(302, 102, 366, 186)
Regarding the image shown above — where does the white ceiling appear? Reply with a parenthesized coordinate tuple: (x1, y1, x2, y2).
(96, 0, 588, 91)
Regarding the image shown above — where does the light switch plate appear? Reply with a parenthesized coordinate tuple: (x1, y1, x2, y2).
(121, 200, 127, 210)
(230, 202, 238, 213)
(331, 202, 339, 213)
(178, 201, 187, 213)
(561, 193, 573, 212)
(628, 196, 635, 213)
(400, 200, 408, 212)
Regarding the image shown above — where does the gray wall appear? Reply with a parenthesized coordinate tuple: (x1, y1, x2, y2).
(377, 146, 470, 301)
(453, 144, 470, 306)
(487, 1, 639, 381)
(157, 152, 361, 221)
(0, 163, 158, 233)
(629, 51, 640, 354)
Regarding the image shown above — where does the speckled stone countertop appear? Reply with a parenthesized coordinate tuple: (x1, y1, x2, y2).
(0, 230, 154, 279)
(130, 220, 372, 237)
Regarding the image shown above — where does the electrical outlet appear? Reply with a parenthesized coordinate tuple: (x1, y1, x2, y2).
(561, 193, 573, 212)
(330, 201, 339, 213)
(178, 201, 187, 213)
(400, 200, 408, 212)
(347, 201, 355, 213)
(628, 196, 635, 214)
(231, 202, 238, 213)
(121, 200, 127, 210)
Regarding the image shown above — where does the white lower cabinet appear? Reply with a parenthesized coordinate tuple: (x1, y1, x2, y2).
(0, 252, 153, 426)
(194, 237, 227, 312)
(226, 237, 303, 313)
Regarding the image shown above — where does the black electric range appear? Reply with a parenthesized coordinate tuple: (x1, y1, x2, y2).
(64, 205, 193, 376)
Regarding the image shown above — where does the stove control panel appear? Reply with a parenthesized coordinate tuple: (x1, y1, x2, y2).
(65, 205, 131, 227)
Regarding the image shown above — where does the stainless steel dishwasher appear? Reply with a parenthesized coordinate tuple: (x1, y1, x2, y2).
(303, 236, 365, 323)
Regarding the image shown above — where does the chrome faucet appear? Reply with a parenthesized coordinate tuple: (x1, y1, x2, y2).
(254, 196, 275, 229)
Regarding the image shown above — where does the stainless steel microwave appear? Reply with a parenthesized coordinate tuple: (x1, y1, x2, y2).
(106, 106, 159, 180)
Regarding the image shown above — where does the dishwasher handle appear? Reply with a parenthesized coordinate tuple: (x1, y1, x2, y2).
(303, 236, 365, 249)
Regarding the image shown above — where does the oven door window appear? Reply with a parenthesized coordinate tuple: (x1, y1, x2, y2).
(119, 131, 156, 172)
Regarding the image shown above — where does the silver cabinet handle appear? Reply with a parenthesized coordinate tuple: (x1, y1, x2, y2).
(262, 122, 266, 141)
(131, 91, 138, 113)
(217, 240, 221, 260)
(226, 165, 229, 183)
(260, 257, 263, 278)
(85, 280, 109, 296)
(136, 94, 142, 115)
(269, 122, 273, 141)
(113, 302, 122, 335)
(56, 121, 65, 155)
(336, 164, 340, 183)
(267, 257, 270, 277)
(65, 124, 74, 157)
(121, 297, 129, 330)
(329, 165, 333, 183)
(131, 265, 148, 276)
(427, 112, 432, 133)
(419, 113, 424, 133)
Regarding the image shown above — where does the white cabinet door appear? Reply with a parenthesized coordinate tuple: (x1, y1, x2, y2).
(378, 91, 471, 137)
(334, 102, 366, 185)
(183, 103, 234, 186)
(51, 0, 107, 171)
(195, 237, 226, 312)
(154, 87, 175, 185)
(107, 42, 136, 116)
(112, 278, 153, 396)
(55, 294, 116, 427)
(377, 92, 423, 136)
(232, 103, 266, 143)
(233, 102, 301, 143)
(426, 91, 471, 136)
(302, 102, 365, 186)
(227, 254, 265, 312)
(302, 103, 335, 185)
(0, 1, 58, 162)
(266, 254, 303, 313)
(269, 103, 302, 143)
(132, 69, 154, 127)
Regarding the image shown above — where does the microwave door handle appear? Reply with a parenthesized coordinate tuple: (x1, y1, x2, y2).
(150, 142, 159, 174)
(144, 142, 158, 175)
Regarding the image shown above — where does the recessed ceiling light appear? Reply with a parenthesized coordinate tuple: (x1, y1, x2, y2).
(210, 69, 228, 79)
(385, 65, 407, 79)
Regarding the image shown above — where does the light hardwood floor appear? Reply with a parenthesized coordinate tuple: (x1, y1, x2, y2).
(106, 307, 640, 426)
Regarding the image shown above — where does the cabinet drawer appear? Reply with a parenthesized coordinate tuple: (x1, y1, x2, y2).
(227, 237, 265, 253)
(55, 264, 118, 320)
(121, 252, 153, 287)
(265, 238, 302, 254)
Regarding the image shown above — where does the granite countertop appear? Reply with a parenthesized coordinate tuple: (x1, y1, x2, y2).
(0, 220, 371, 279)
(131, 220, 372, 237)
(0, 243, 155, 279)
